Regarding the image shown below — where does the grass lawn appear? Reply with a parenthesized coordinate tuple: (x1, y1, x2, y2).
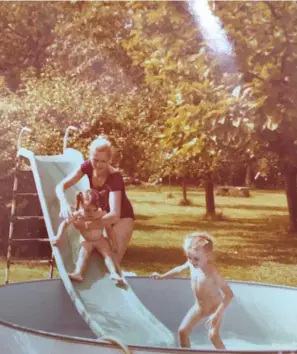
(1, 186, 297, 287)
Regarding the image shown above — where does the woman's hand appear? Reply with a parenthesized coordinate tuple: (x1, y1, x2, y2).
(83, 219, 103, 230)
(73, 219, 102, 230)
(59, 200, 73, 219)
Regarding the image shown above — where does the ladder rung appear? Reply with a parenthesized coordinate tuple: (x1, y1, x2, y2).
(16, 167, 32, 172)
(14, 216, 44, 220)
(15, 192, 38, 196)
(10, 259, 53, 265)
(11, 238, 50, 242)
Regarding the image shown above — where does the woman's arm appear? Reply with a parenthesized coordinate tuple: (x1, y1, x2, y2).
(102, 190, 121, 224)
(56, 167, 84, 219)
(84, 191, 122, 229)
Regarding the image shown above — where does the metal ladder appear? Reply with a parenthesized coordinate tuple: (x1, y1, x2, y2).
(4, 127, 54, 284)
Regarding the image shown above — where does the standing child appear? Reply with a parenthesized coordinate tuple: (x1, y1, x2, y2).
(52, 189, 126, 286)
(152, 231, 234, 349)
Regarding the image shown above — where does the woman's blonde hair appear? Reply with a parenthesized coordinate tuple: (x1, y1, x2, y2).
(183, 231, 214, 253)
(89, 135, 112, 158)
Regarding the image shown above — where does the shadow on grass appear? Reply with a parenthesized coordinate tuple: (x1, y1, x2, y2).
(134, 214, 291, 234)
(134, 222, 188, 232)
(133, 199, 287, 212)
(132, 199, 205, 208)
(135, 214, 154, 221)
(124, 245, 185, 265)
(124, 234, 297, 269)
(215, 231, 297, 266)
(127, 214, 297, 268)
(218, 204, 287, 212)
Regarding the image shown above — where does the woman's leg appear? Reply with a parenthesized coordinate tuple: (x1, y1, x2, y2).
(94, 238, 126, 285)
(111, 218, 134, 264)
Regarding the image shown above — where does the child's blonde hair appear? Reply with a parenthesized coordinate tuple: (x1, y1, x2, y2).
(183, 231, 214, 253)
(89, 135, 112, 158)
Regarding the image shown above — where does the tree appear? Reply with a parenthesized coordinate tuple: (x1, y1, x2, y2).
(215, 1, 297, 231)
(0, 2, 57, 89)
(0, 1, 165, 181)
(123, 1, 253, 216)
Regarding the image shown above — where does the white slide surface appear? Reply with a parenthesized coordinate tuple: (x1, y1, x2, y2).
(17, 147, 175, 347)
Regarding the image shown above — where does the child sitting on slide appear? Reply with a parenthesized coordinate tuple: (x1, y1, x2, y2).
(52, 188, 126, 286)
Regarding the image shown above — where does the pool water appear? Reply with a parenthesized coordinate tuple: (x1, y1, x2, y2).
(192, 337, 297, 351)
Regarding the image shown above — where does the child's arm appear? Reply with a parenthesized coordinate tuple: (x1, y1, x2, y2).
(81, 210, 107, 231)
(212, 270, 234, 319)
(152, 262, 189, 280)
(75, 210, 106, 228)
(51, 219, 72, 245)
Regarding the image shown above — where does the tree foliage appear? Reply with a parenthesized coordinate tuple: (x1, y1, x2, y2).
(1, 1, 297, 227)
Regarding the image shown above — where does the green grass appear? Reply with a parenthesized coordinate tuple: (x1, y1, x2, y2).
(1, 186, 297, 287)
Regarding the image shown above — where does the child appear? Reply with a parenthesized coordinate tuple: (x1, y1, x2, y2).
(152, 231, 234, 349)
(52, 189, 126, 286)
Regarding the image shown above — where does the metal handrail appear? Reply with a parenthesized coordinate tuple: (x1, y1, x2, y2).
(63, 126, 78, 153)
(17, 127, 32, 150)
(101, 336, 132, 354)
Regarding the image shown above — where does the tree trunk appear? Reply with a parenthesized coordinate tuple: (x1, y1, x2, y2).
(182, 177, 188, 203)
(167, 174, 173, 198)
(245, 165, 252, 187)
(283, 165, 297, 233)
(204, 172, 215, 215)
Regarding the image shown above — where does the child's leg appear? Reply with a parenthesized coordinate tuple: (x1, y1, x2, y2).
(52, 220, 69, 245)
(94, 239, 126, 285)
(69, 241, 93, 282)
(208, 318, 225, 349)
(178, 305, 205, 348)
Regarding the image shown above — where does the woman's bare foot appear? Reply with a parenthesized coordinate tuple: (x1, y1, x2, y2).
(68, 272, 83, 282)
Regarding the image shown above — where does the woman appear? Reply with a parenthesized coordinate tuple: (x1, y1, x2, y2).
(56, 135, 135, 264)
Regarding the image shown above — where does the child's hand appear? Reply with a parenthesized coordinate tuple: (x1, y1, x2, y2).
(151, 272, 162, 280)
(51, 237, 61, 246)
(205, 312, 221, 329)
(85, 221, 92, 229)
(73, 218, 85, 230)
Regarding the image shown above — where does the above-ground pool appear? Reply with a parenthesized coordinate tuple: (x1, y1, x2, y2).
(0, 277, 297, 354)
